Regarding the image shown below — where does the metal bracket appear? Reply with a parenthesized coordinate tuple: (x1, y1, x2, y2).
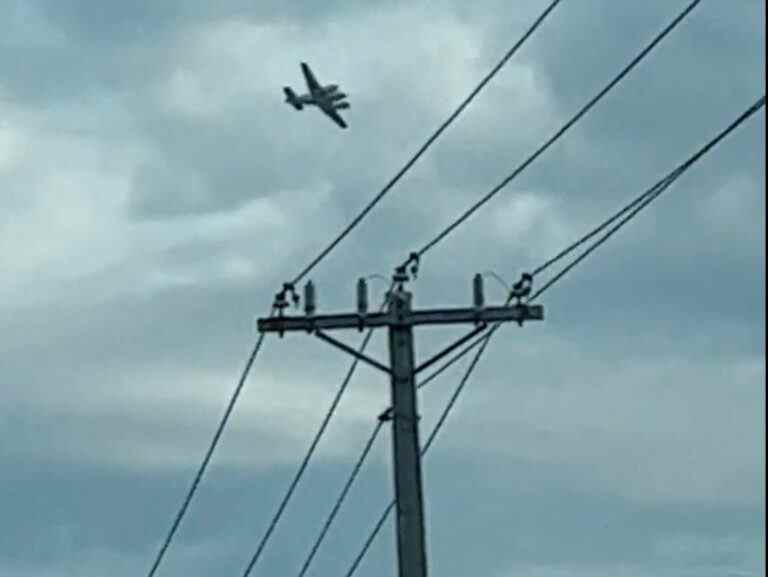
(392, 266, 409, 289)
(315, 330, 392, 375)
(414, 323, 488, 374)
(392, 252, 420, 289)
(509, 272, 533, 310)
(405, 252, 420, 279)
(273, 282, 300, 312)
(272, 291, 289, 337)
(377, 407, 421, 424)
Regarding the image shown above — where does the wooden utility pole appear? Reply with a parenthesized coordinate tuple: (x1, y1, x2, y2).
(258, 267, 543, 577)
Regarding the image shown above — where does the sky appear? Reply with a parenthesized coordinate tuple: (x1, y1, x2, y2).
(0, 1, 765, 576)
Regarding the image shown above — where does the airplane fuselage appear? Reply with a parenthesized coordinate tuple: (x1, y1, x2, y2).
(297, 85, 345, 109)
(284, 62, 349, 128)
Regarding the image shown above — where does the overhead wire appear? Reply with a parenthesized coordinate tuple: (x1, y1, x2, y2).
(144, 1, 562, 565)
(528, 94, 766, 301)
(340, 92, 766, 577)
(295, 420, 384, 577)
(413, 0, 703, 262)
(288, 5, 714, 567)
(239, 323, 379, 576)
(145, 325, 272, 577)
(231, 3, 568, 573)
(334, 7, 710, 568)
(289, 0, 565, 287)
(530, 179, 672, 278)
(142, 1, 753, 574)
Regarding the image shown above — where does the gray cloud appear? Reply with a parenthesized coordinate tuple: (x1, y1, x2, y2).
(1, 1, 764, 576)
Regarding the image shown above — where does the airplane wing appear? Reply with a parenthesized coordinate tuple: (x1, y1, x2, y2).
(322, 106, 348, 129)
(301, 62, 321, 92)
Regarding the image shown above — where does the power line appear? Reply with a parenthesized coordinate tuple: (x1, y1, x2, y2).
(234, 5, 567, 571)
(445, 96, 767, 366)
(295, 420, 384, 577)
(289, 0, 565, 287)
(238, 275, 402, 575)
(140, 0, 691, 572)
(144, 4, 565, 569)
(529, 94, 766, 301)
(145, 328, 271, 577)
(328, 25, 736, 577)
(236, 62, 762, 577)
(417, 332, 490, 391)
(339, 92, 765, 577)
(239, 326, 378, 576)
(142, 3, 751, 574)
(414, 0, 703, 261)
(530, 179, 671, 278)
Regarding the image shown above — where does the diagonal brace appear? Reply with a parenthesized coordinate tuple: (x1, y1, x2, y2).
(315, 330, 392, 375)
(414, 323, 488, 375)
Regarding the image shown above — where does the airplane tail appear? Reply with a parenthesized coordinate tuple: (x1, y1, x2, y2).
(283, 87, 302, 110)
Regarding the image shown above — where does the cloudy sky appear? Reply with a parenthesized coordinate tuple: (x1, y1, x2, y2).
(1, 1, 765, 576)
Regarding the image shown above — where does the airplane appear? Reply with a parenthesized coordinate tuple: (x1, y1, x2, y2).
(283, 62, 350, 129)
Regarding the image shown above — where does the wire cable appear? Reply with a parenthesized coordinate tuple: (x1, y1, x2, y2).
(529, 94, 765, 301)
(239, 327, 377, 576)
(160, 12, 753, 575)
(145, 328, 271, 577)
(414, 0, 703, 261)
(339, 93, 766, 576)
(295, 420, 384, 577)
(236, 7, 568, 570)
(530, 178, 671, 278)
(239, 278, 399, 576)
(288, 0, 565, 287)
(406, 95, 767, 373)
(143, 3, 563, 569)
(417, 333, 490, 391)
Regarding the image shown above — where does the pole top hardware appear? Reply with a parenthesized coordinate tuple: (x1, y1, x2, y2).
(509, 272, 533, 325)
(274, 282, 300, 312)
(377, 407, 394, 422)
(509, 273, 533, 304)
(392, 252, 421, 288)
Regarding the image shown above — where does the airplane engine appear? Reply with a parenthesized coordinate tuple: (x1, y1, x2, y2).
(333, 101, 350, 110)
(323, 84, 339, 93)
(283, 87, 303, 110)
(329, 91, 347, 101)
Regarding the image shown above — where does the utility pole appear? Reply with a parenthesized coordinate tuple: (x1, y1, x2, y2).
(257, 265, 543, 577)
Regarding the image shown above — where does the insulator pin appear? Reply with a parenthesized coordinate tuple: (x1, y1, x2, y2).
(304, 280, 316, 316)
(357, 278, 368, 315)
(473, 273, 485, 310)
